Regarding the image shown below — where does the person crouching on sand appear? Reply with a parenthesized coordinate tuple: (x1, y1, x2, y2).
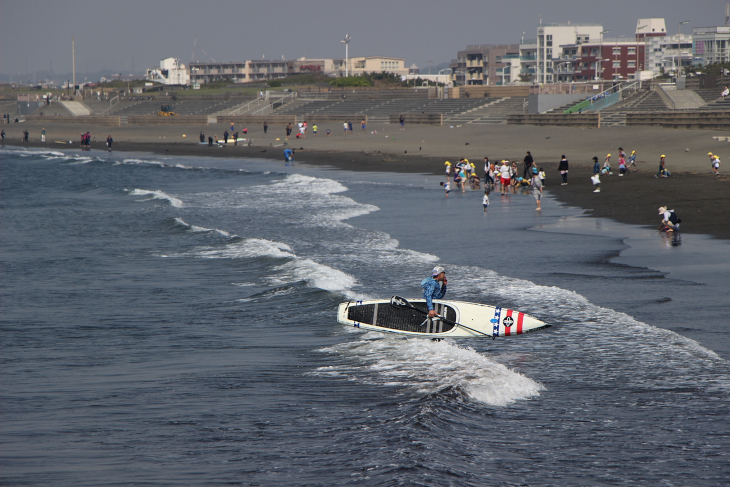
(658, 206, 681, 232)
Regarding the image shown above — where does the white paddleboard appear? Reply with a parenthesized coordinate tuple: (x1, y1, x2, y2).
(337, 298, 549, 339)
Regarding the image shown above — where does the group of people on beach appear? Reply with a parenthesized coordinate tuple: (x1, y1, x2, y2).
(441, 152, 545, 211)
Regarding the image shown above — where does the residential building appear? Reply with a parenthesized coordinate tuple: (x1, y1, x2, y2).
(693, 26, 730, 65)
(549, 36, 646, 82)
(146, 58, 190, 86)
(332, 56, 407, 77)
(188, 56, 406, 84)
(449, 44, 519, 86)
(536, 23, 604, 84)
(519, 39, 538, 83)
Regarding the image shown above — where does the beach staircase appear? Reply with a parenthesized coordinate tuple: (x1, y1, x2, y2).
(60, 101, 91, 116)
(695, 89, 730, 110)
(447, 97, 527, 124)
(598, 90, 671, 126)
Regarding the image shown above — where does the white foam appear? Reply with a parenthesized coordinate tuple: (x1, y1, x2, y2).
(173, 217, 232, 237)
(314, 337, 545, 406)
(129, 188, 183, 208)
(272, 258, 357, 293)
(194, 238, 295, 260)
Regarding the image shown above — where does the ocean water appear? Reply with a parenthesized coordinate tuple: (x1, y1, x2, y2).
(2, 147, 729, 486)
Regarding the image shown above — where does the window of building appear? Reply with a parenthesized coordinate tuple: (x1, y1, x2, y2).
(613, 61, 621, 68)
(591, 48, 599, 56)
(627, 61, 636, 68)
(612, 47, 621, 55)
(547, 34, 552, 47)
(628, 47, 636, 55)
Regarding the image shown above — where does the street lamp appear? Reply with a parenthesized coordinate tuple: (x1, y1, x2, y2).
(678, 20, 689, 37)
(599, 30, 609, 80)
(341, 34, 351, 77)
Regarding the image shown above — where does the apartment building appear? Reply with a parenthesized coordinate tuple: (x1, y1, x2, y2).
(187, 56, 406, 84)
(693, 26, 730, 65)
(536, 23, 605, 84)
(449, 44, 519, 86)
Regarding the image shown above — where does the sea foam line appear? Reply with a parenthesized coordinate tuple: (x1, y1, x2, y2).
(128, 188, 184, 208)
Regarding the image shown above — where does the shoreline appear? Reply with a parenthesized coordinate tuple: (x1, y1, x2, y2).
(4, 121, 729, 240)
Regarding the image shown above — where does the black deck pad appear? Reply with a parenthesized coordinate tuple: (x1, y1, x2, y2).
(347, 302, 457, 333)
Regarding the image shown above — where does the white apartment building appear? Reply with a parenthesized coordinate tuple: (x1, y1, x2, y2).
(536, 23, 604, 84)
(693, 26, 730, 65)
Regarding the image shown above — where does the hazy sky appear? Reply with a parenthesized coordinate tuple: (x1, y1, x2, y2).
(0, 0, 723, 79)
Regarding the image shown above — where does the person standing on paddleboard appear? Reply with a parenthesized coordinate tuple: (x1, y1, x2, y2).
(422, 267, 447, 318)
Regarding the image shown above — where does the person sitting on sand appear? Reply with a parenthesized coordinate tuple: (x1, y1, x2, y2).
(722, 86, 729, 98)
(602, 154, 612, 175)
(469, 173, 481, 190)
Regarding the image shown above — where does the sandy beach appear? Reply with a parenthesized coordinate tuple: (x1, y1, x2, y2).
(4, 120, 729, 239)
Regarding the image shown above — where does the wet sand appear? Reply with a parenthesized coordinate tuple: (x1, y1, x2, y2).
(5, 120, 729, 239)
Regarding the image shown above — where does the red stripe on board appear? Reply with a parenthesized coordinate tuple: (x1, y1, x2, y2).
(517, 312, 524, 334)
(504, 309, 513, 336)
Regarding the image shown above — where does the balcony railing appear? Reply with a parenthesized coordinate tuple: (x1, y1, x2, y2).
(520, 55, 537, 61)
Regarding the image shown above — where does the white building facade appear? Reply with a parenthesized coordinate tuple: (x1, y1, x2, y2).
(536, 23, 604, 84)
(146, 57, 190, 86)
(693, 26, 730, 65)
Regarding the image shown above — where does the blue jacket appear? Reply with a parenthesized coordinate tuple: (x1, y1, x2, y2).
(421, 277, 447, 311)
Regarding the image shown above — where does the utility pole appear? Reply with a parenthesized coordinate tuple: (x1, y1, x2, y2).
(72, 35, 76, 96)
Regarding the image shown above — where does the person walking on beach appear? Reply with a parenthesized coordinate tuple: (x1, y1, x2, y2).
(200, 131, 205, 143)
(230, 122, 235, 134)
(223, 130, 229, 144)
(531, 167, 543, 210)
(208, 136, 213, 147)
(422, 266, 447, 318)
(106, 134, 113, 151)
(343, 121, 348, 134)
(482, 190, 489, 212)
(627, 150, 638, 172)
(1, 129, 5, 143)
(499, 160, 511, 194)
(558, 155, 569, 185)
(539, 167, 546, 187)
(655, 155, 669, 178)
(709, 152, 721, 175)
(618, 152, 627, 176)
(263, 121, 268, 134)
(444, 161, 451, 179)
(523, 151, 534, 179)
(361, 119, 366, 132)
(41, 128, 46, 143)
(399, 115, 405, 130)
(312, 124, 318, 137)
(233, 132, 239, 146)
(23, 129, 29, 143)
(348, 121, 353, 133)
(286, 123, 292, 140)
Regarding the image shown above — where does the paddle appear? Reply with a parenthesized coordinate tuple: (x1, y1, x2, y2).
(389, 296, 492, 338)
